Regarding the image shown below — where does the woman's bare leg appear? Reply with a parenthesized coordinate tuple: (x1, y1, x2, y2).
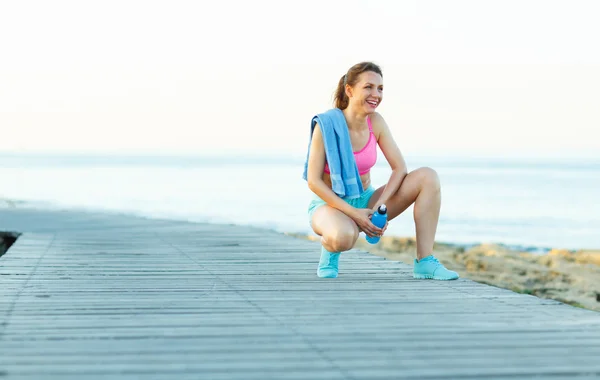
(310, 205, 360, 277)
(368, 167, 441, 260)
(311, 206, 360, 252)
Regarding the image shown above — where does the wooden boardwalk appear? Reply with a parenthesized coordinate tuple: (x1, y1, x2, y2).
(1, 208, 600, 379)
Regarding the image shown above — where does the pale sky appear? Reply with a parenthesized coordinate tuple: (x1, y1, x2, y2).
(1, 0, 599, 158)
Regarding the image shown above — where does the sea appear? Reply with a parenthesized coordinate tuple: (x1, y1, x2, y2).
(1, 153, 599, 252)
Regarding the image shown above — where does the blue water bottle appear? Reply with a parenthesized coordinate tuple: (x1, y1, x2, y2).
(366, 204, 387, 244)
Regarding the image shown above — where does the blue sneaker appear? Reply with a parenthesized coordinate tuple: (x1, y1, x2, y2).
(317, 248, 340, 278)
(413, 255, 459, 280)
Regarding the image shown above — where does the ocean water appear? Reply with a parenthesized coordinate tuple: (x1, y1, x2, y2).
(1, 153, 599, 251)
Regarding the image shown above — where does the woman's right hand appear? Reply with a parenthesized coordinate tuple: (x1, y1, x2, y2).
(350, 208, 383, 238)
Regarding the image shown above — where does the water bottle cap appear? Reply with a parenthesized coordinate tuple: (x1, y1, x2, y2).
(378, 204, 387, 214)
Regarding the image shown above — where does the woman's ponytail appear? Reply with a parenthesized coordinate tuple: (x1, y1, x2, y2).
(334, 74, 349, 110)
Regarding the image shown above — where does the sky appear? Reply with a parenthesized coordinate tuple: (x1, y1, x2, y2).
(1, 0, 599, 159)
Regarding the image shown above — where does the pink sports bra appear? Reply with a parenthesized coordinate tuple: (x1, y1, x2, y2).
(324, 116, 377, 175)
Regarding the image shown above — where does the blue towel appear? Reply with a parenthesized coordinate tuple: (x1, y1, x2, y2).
(302, 108, 364, 199)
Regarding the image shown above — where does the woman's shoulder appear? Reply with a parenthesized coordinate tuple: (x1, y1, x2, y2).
(369, 111, 385, 123)
(369, 112, 388, 131)
(369, 112, 393, 142)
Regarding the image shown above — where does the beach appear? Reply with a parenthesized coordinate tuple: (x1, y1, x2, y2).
(4, 1, 600, 376)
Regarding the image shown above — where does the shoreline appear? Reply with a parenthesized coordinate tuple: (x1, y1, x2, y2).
(286, 232, 600, 312)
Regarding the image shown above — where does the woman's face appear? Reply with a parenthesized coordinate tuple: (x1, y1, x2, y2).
(348, 71, 383, 114)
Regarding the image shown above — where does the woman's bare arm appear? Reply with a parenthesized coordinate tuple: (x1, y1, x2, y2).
(371, 113, 408, 209)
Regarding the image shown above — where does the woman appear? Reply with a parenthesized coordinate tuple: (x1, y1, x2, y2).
(304, 61, 459, 280)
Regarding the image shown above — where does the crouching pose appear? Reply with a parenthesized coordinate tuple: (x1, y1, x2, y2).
(302, 61, 459, 280)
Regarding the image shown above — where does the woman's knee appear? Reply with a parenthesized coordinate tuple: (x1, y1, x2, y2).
(323, 228, 358, 252)
(415, 167, 440, 191)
